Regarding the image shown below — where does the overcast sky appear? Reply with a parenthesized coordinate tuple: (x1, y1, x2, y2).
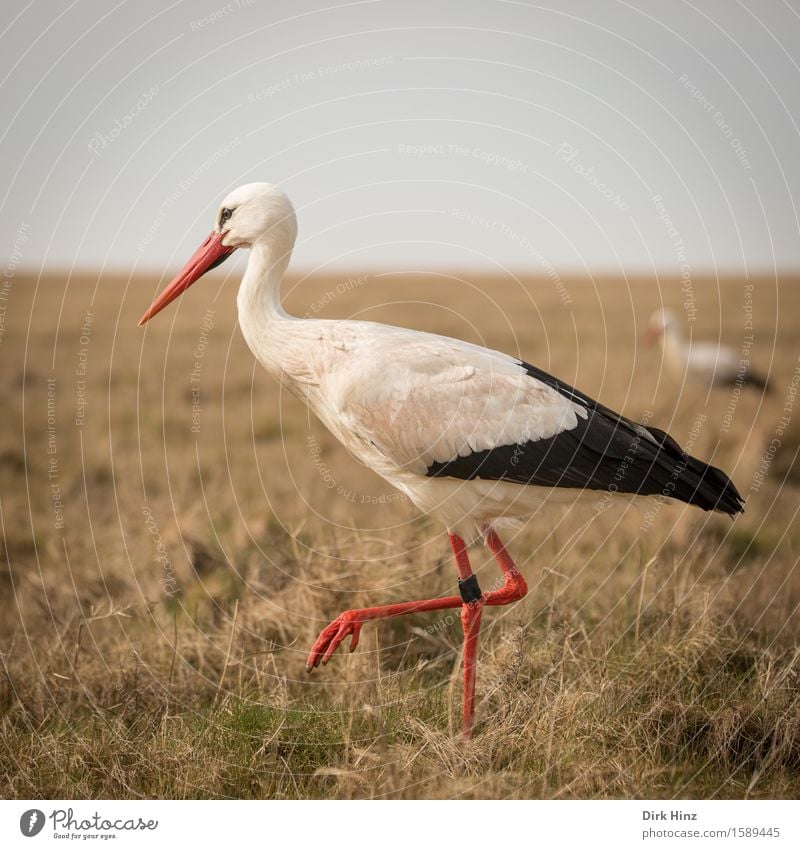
(2, 0, 799, 276)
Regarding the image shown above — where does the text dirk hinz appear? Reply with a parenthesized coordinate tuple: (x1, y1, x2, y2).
(643, 810, 698, 821)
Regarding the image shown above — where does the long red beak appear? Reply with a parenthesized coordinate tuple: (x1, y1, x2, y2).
(138, 231, 236, 326)
(642, 326, 660, 346)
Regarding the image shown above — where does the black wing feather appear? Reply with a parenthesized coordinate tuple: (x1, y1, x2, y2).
(425, 360, 744, 517)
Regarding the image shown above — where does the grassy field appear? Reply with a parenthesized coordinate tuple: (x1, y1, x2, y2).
(1, 266, 799, 799)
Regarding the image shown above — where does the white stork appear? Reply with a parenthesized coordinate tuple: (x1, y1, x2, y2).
(139, 183, 744, 737)
(646, 308, 770, 391)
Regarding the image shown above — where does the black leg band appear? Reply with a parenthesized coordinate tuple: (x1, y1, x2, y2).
(458, 574, 482, 604)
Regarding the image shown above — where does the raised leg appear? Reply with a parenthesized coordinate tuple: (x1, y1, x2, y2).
(306, 593, 463, 670)
(482, 528, 528, 605)
(305, 528, 528, 740)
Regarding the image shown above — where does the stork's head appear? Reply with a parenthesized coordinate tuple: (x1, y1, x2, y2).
(644, 307, 680, 345)
(138, 182, 297, 325)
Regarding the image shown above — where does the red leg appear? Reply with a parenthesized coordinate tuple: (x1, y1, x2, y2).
(457, 529, 528, 737)
(306, 593, 463, 670)
(449, 532, 474, 582)
(307, 532, 474, 670)
(449, 532, 483, 737)
(305, 529, 527, 742)
(483, 528, 528, 605)
(461, 598, 483, 737)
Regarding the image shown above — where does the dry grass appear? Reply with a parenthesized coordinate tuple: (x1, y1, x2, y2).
(1, 267, 799, 798)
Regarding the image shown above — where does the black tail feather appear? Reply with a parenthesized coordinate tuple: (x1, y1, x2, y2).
(744, 371, 771, 392)
(517, 361, 745, 517)
(644, 425, 744, 516)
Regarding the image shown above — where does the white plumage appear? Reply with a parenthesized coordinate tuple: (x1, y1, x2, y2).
(241, 287, 587, 537)
(316, 329, 589, 536)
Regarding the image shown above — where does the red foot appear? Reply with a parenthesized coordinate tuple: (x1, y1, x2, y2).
(306, 610, 364, 670)
(305, 594, 463, 672)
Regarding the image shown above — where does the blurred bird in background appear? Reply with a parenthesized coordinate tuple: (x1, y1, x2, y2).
(646, 308, 770, 391)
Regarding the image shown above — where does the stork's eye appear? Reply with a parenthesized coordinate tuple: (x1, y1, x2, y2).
(219, 207, 234, 227)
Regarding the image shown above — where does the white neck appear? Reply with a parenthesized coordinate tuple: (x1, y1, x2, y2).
(237, 240, 291, 319)
(659, 324, 691, 373)
(236, 237, 316, 386)
(660, 322, 684, 349)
